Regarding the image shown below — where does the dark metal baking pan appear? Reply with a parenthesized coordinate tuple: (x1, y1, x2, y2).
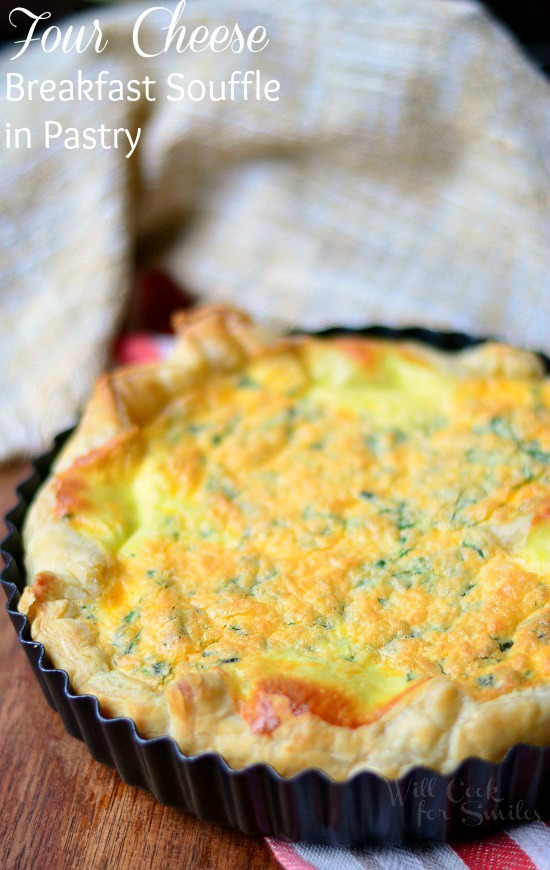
(2, 325, 549, 845)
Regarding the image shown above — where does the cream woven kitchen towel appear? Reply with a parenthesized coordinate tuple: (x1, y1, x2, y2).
(1, 0, 549, 460)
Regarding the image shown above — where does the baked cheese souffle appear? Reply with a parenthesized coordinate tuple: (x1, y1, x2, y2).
(19, 307, 550, 779)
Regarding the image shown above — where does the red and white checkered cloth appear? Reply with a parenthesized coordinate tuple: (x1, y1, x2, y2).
(115, 332, 550, 870)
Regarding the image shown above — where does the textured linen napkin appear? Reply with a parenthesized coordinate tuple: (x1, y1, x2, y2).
(0, 0, 549, 458)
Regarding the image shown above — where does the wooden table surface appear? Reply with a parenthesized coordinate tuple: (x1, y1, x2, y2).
(0, 463, 278, 870)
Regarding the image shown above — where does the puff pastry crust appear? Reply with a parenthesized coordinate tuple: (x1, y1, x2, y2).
(20, 307, 550, 779)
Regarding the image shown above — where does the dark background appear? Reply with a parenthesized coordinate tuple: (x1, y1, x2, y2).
(1, 1, 550, 76)
(484, 0, 550, 73)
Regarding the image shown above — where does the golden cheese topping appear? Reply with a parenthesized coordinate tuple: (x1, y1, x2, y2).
(51, 335, 550, 736)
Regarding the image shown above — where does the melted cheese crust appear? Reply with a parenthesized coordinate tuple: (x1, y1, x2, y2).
(20, 308, 550, 779)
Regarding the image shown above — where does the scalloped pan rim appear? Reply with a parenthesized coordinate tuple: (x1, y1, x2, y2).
(2, 324, 549, 845)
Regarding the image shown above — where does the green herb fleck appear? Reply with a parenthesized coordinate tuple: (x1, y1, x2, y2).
(315, 617, 334, 629)
(488, 416, 516, 440)
(228, 624, 247, 635)
(497, 639, 514, 652)
(122, 609, 139, 624)
(238, 374, 259, 389)
(461, 583, 475, 597)
(461, 542, 485, 559)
